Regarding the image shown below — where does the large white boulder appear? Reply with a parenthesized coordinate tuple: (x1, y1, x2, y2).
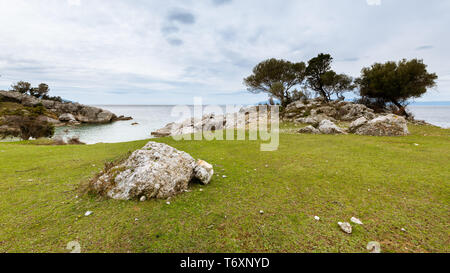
(91, 142, 214, 200)
(353, 114, 409, 136)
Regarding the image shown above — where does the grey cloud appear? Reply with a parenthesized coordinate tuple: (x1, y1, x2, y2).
(212, 0, 232, 6)
(167, 10, 195, 25)
(167, 38, 183, 46)
(416, 45, 433, 51)
(339, 57, 360, 62)
(161, 25, 179, 34)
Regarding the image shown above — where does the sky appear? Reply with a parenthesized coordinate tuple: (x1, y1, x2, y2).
(0, 0, 449, 105)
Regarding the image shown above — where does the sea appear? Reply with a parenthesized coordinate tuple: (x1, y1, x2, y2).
(49, 105, 450, 144)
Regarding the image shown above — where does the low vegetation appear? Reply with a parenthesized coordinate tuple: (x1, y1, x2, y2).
(0, 124, 448, 253)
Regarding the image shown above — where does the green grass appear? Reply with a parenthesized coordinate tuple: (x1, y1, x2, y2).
(0, 124, 449, 253)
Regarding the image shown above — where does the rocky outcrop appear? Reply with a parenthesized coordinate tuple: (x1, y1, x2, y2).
(0, 90, 129, 124)
(90, 141, 214, 200)
(285, 98, 376, 123)
(152, 107, 267, 137)
(350, 114, 409, 136)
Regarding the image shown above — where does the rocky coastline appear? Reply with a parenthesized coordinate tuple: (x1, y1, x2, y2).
(0, 91, 132, 126)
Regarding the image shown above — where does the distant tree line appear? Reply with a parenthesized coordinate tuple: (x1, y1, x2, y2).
(10, 81, 62, 102)
(244, 54, 437, 116)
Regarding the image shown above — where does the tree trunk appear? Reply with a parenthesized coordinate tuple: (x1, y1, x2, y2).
(392, 100, 409, 118)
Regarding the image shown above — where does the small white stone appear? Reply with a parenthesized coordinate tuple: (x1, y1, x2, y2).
(222, 175, 227, 178)
(259, 210, 264, 214)
(166, 201, 171, 205)
(351, 217, 363, 225)
(401, 228, 406, 232)
(140, 196, 147, 202)
(84, 211, 93, 217)
(338, 222, 352, 234)
(314, 216, 320, 221)
(135, 218, 139, 222)
(367, 241, 381, 253)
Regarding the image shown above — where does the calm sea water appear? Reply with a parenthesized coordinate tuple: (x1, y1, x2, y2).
(51, 105, 450, 144)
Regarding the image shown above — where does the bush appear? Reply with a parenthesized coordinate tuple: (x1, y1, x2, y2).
(0, 115, 54, 140)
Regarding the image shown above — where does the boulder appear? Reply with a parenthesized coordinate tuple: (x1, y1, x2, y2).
(96, 110, 115, 123)
(338, 103, 376, 121)
(90, 141, 214, 200)
(353, 114, 409, 136)
(59, 113, 76, 122)
(318, 120, 346, 135)
(21, 96, 41, 107)
(349, 117, 368, 133)
(37, 115, 61, 125)
(0, 91, 24, 103)
(151, 123, 174, 137)
(194, 160, 214, 185)
(298, 125, 320, 134)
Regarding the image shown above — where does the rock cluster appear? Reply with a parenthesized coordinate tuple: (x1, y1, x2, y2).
(284, 98, 376, 124)
(152, 106, 263, 137)
(349, 114, 409, 136)
(288, 99, 410, 137)
(90, 141, 214, 200)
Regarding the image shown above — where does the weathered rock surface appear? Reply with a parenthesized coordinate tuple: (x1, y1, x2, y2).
(298, 125, 320, 134)
(318, 120, 346, 135)
(338, 222, 352, 234)
(59, 113, 77, 122)
(90, 141, 214, 200)
(352, 114, 409, 136)
(194, 160, 214, 185)
(285, 98, 376, 123)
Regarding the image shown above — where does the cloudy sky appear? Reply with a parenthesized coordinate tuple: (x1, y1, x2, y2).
(0, 0, 449, 105)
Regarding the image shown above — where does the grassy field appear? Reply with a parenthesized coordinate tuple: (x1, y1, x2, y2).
(0, 124, 449, 253)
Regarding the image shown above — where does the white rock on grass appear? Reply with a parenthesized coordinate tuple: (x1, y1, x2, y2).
(314, 216, 320, 221)
(259, 210, 264, 214)
(84, 211, 93, 217)
(194, 160, 214, 185)
(350, 217, 363, 225)
(338, 222, 352, 234)
(367, 241, 381, 253)
(90, 141, 214, 200)
(140, 196, 146, 202)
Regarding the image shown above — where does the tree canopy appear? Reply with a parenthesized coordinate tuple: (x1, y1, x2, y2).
(305, 53, 355, 102)
(11, 81, 32, 94)
(243, 58, 306, 107)
(356, 59, 438, 116)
